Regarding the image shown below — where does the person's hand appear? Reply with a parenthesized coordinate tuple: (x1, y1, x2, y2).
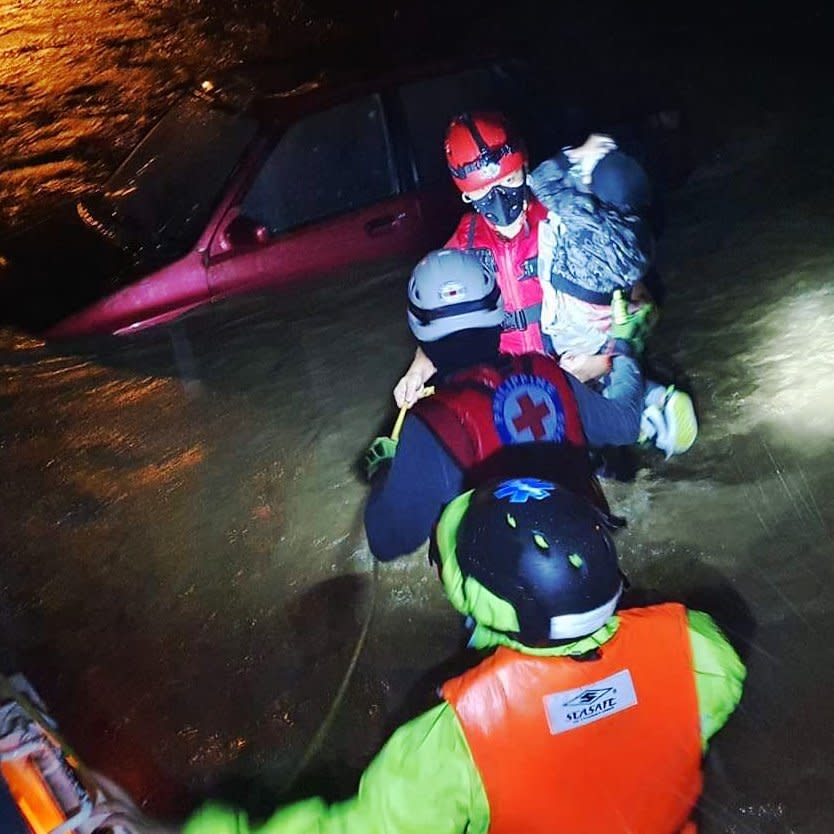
(394, 370, 428, 408)
(560, 353, 611, 383)
(564, 133, 617, 184)
(393, 348, 436, 408)
(609, 301, 659, 356)
(364, 436, 398, 481)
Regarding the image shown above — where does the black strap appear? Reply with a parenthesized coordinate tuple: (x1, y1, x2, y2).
(552, 272, 616, 305)
(408, 283, 502, 325)
(466, 214, 477, 249)
(501, 302, 542, 332)
(520, 256, 538, 280)
(447, 114, 519, 179)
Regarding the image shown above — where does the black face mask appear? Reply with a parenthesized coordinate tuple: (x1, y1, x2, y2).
(471, 181, 527, 227)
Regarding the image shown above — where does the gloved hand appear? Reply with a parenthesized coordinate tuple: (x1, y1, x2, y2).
(364, 436, 398, 481)
(609, 295, 658, 357)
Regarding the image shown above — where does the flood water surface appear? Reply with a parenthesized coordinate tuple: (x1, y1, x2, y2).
(2, 2, 834, 830)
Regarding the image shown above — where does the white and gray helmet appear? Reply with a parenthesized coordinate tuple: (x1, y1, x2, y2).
(407, 249, 504, 342)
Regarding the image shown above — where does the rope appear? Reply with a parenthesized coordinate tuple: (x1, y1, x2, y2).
(280, 515, 380, 796)
(281, 382, 437, 793)
(391, 385, 435, 443)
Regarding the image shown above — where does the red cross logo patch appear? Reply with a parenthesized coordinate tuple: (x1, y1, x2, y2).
(493, 374, 566, 445)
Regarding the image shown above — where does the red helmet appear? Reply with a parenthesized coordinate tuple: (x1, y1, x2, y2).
(444, 112, 527, 193)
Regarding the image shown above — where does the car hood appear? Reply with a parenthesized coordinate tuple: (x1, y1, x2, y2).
(0, 203, 169, 335)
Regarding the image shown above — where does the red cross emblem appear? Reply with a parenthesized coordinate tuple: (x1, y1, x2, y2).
(511, 393, 551, 440)
(493, 375, 565, 445)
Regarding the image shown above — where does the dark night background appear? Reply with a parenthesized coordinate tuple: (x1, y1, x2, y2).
(2, 1, 834, 832)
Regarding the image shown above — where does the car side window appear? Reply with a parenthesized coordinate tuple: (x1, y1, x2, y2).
(241, 94, 397, 234)
(398, 67, 510, 188)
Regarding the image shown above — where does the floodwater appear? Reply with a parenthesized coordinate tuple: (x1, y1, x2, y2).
(2, 1, 834, 831)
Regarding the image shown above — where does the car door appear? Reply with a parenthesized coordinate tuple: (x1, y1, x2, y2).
(205, 92, 424, 300)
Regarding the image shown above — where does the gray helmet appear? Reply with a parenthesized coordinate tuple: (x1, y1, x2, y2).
(407, 249, 504, 342)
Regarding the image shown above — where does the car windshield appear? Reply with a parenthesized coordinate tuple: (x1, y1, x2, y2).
(80, 95, 258, 260)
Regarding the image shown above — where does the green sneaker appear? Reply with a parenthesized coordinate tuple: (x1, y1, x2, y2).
(640, 386, 698, 458)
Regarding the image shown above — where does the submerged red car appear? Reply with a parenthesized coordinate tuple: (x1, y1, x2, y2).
(0, 57, 688, 340)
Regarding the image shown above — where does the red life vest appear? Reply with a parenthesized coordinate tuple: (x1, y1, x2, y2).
(442, 603, 702, 834)
(446, 198, 549, 356)
(412, 354, 606, 510)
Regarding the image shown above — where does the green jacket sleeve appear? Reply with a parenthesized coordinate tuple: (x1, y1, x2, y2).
(687, 609, 746, 751)
(181, 702, 488, 834)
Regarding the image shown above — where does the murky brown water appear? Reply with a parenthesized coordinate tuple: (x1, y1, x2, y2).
(2, 2, 834, 830)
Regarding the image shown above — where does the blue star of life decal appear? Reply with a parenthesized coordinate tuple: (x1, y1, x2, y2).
(492, 374, 566, 445)
(493, 478, 557, 503)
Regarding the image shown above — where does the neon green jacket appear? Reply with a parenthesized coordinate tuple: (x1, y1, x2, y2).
(183, 610, 745, 834)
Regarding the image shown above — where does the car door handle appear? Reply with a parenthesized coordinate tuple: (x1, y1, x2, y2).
(364, 212, 407, 237)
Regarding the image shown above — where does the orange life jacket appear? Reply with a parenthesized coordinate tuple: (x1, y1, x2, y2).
(442, 603, 702, 834)
(446, 199, 549, 356)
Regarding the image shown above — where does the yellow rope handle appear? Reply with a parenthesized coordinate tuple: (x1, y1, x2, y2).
(391, 385, 435, 442)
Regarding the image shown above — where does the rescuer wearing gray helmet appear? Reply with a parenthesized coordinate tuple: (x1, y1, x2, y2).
(363, 248, 652, 562)
(406, 248, 505, 341)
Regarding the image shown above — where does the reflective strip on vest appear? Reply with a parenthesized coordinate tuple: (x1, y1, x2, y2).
(442, 604, 702, 834)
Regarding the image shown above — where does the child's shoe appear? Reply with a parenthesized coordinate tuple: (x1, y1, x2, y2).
(639, 385, 698, 458)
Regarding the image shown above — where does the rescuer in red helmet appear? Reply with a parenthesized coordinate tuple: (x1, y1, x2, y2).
(394, 112, 621, 407)
(445, 111, 546, 355)
(394, 112, 698, 460)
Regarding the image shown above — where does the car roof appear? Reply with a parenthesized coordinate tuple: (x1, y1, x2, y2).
(192, 52, 531, 125)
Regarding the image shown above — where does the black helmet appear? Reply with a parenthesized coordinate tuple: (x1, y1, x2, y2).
(432, 477, 623, 643)
(407, 248, 503, 343)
